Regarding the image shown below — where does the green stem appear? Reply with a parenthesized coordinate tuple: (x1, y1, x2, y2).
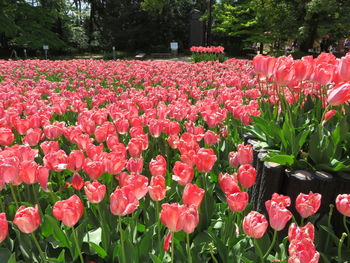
(338, 233, 347, 263)
(31, 233, 46, 263)
(9, 185, 19, 208)
(324, 204, 334, 251)
(97, 205, 107, 249)
(72, 226, 84, 263)
(254, 238, 264, 263)
(186, 233, 192, 263)
(263, 230, 277, 259)
(156, 201, 162, 254)
(171, 232, 174, 263)
(343, 216, 350, 247)
(118, 216, 126, 263)
(300, 217, 305, 226)
(209, 249, 219, 263)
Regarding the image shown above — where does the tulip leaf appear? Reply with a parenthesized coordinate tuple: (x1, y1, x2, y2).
(89, 242, 107, 258)
(7, 253, 16, 263)
(138, 226, 154, 260)
(0, 248, 11, 262)
(149, 253, 162, 263)
(263, 154, 294, 166)
(319, 225, 339, 246)
(42, 215, 71, 248)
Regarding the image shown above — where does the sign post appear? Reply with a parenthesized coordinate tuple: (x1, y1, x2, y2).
(112, 46, 116, 60)
(170, 42, 178, 56)
(43, 45, 49, 59)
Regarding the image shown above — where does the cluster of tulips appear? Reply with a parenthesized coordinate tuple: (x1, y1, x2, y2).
(0, 56, 349, 263)
(190, 46, 226, 63)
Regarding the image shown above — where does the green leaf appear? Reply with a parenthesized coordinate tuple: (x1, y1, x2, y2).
(263, 154, 294, 166)
(0, 248, 11, 262)
(149, 253, 162, 263)
(7, 253, 16, 263)
(89, 242, 107, 258)
(42, 215, 71, 248)
(319, 225, 339, 246)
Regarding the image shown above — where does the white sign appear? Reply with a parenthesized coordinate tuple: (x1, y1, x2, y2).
(170, 42, 178, 50)
(43, 45, 49, 50)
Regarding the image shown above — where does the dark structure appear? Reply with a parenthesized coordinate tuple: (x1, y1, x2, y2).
(190, 9, 204, 47)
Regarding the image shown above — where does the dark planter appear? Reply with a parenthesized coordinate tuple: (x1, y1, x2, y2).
(256, 161, 285, 214)
(249, 151, 267, 211)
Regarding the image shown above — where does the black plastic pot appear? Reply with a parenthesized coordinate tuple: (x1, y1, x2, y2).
(256, 161, 285, 214)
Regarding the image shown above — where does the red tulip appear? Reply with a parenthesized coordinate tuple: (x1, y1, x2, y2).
(180, 206, 199, 234)
(128, 138, 143, 157)
(149, 155, 167, 177)
(160, 203, 186, 232)
(43, 150, 68, 172)
(126, 157, 143, 174)
(327, 82, 350, 106)
(118, 172, 148, 200)
(163, 232, 172, 251)
(84, 181, 106, 203)
(323, 109, 337, 123)
(182, 184, 205, 208)
(338, 55, 350, 81)
(288, 238, 320, 263)
(288, 222, 315, 242)
(195, 148, 217, 173)
(274, 58, 295, 86)
(313, 63, 335, 85)
(0, 213, 8, 243)
(53, 195, 84, 227)
(265, 200, 292, 231)
(226, 191, 249, 212)
(40, 141, 60, 155)
(13, 205, 40, 233)
(0, 128, 14, 146)
(236, 143, 253, 165)
(19, 160, 39, 184)
(336, 194, 350, 217)
(243, 211, 268, 238)
(23, 128, 42, 146)
(36, 166, 49, 191)
(72, 173, 84, 190)
(106, 134, 120, 151)
(295, 192, 321, 218)
(110, 186, 139, 216)
(172, 161, 194, 185)
(105, 152, 126, 175)
(238, 164, 256, 188)
(83, 159, 104, 180)
(270, 193, 291, 208)
(228, 151, 239, 168)
(219, 173, 240, 194)
(148, 175, 167, 201)
(203, 130, 220, 145)
(67, 150, 85, 172)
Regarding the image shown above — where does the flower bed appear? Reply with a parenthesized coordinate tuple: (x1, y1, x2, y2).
(0, 55, 348, 262)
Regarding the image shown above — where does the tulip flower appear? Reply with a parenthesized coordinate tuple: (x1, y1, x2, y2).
(180, 206, 199, 234)
(0, 128, 14, 146)
(219, 173, 240, 194)
(236, 143, 253, 165)
(182, 184, 205, 208)
(72, 173, 84, 190)
(83, 159, 104, 180)
(148, 175, 167, 201)
(118, 172, 148, 200)
(323, 109, 337, 123)
(53, 195, 84, 227)
(84, 181, 106, 203)
(242, 211, 268, 238)
(163, 232, 172, 251)
(126, 157, 143, 174)
(160, 203, 186, 232)
(288, 238, 320, 263)
(265, 200, 292, 231)
(110, 186, 139, 216)
(226, 191, 249, 212)
(270, 193, 291, 208)
(194, 148, 217, 173)
(238, 164, 256, 188)
(288, 222, 315, 242)
(295, 192, 321, 218)
(327, 82, 350, 106)
(14, 205, 40, 233)
(0, 213, 8, 243)
(149, 155, 167, 177)
(336, 194, 350, 217)
(172, 161, 194, 186)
